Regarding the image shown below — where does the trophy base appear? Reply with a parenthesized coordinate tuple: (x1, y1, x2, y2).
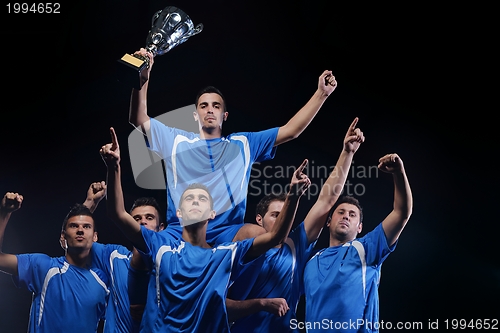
(116, 53, 149, 90)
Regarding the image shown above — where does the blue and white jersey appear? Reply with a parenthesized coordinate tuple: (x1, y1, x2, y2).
(91, 242, 134, 333)
(14, 254, 110, 333)
(139, 227, 257, 333)
(230, 222, 317, 333)
(148, 118, 278, 243)
(303, 223, 396, 333)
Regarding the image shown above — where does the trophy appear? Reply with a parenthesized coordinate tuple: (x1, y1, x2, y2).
(117, 6, 203, 90)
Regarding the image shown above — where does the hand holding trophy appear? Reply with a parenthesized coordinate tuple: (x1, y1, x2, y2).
(117, 6, 203, 90)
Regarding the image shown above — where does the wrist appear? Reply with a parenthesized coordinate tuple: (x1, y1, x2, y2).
(314, 88, 330, 100)
(286, 190, 301, 199)
(341, 148, 355, 156)
(0, 210, 12, 218)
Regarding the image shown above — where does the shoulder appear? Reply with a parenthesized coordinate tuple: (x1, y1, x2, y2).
(92, 242, 131, 256)
(228, 127, 279, 139)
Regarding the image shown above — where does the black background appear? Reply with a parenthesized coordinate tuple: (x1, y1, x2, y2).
(1, 1, 497, 332)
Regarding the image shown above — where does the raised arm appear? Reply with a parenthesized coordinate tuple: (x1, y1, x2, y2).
(378, 154, 413, 246)
(0, 192, 23, 275)
(82, 181, 106, 213)
(248, 159, 310, 258)
(100, 127, 147, 252)
(303, 117, 365, 243)
(129, 48, 153, 132)
(275, 71, 337, 146)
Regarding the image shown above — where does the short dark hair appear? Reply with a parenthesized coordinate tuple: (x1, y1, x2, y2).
(130, 197, 164, 225)
(255, 192, 287, 218)
(195, 86, 227, 112)
(329, 196, 363, 223)
(61, 203, 94, 231)
(179, 183, 214, 209)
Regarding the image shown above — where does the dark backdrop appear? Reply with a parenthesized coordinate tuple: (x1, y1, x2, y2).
(1, 1, 497, 332)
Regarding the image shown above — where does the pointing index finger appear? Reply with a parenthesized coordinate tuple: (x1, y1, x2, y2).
(110, 127, 118, 149)
(348, 117, 359, 133)
(296, 159, 309, 174)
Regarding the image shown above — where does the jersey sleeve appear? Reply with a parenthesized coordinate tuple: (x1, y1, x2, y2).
(236, 127, 279, 162)
(229, 238, 266, 283)
(139, 226, 158, 263)
(14, 253, 51, 292)
(148, 118, 195, 159)
(362, 222, 397, 266)
(286, 222, 317, 293)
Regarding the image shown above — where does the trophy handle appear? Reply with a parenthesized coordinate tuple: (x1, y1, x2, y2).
(151, 10, 162, 27)
(188, 23, 204, 37)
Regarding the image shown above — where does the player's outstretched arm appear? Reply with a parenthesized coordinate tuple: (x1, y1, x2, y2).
(303, 117, 365, 243)
(0, 192, 23, 275)
(226, 297, 289, 322)
(275, 71, 337, 146)
(248, 159, 310, 258)
(101, 127, 147, 252)
(379, 153, 413, 246)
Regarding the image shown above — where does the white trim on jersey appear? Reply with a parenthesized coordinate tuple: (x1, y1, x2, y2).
(155, 241, 186, 306)
(39, 262, 69, 325)
(231, 135, 251, 190)
(171, 135, 201, 188)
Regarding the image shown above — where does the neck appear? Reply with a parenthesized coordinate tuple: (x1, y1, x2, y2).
(182, 222, 211, 248)
(199, 127, 222, 140)
(65, 248, 92, 268)
(329, 234, 353, 248)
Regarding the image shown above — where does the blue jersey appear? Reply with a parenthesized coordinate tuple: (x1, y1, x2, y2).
(303, 223, 396, 333)
(91, 242, 135, 333)
(14, 253, 110, 333)
(148, 118, 278, 243)
(139, 227, 258, 333)
(229, 222, 317, 333)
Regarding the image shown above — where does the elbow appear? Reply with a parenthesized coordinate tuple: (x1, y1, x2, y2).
(404, 200, 413, 220)
(284, 132, 300, 142)
(405, 207, 413, 221)
(398, 207, 413, 224)
(129, 117, 142, 128)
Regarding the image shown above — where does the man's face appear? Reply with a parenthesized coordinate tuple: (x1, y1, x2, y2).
(328, 203, 362, 241)
(131, 205, 164, 231)
(256, 200, 285, 232)
(194, 93, 228, 132)
(60, 215, 97, 251)
(176, 188, 215, 226)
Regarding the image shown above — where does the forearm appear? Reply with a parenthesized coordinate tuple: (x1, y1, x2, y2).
(129, 82, 150, 130)
(251, 194, 299, 257)
(392, 169, 413, 220)
(381, 168, 412, 246)
(319, 150, 354, 205)
(303, 150, 354, 243)
(276, 90, 329, 145)
(271, 193, 300, 243)
(226, 298, 265, 322)
(0, 211, 11, 252)
(83, 198, 98, 213)
(0, 211, 18, 275)
(106, 164, 143, 245)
